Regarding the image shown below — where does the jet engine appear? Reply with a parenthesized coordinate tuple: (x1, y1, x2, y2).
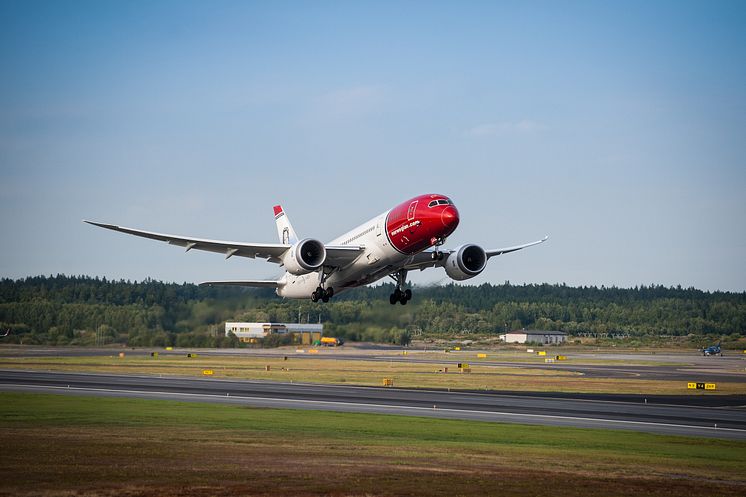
(444, 244, 487, 281)
(281, 238, 327, 275)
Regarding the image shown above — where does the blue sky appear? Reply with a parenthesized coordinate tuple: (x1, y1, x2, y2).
(1, 1, 744, 291)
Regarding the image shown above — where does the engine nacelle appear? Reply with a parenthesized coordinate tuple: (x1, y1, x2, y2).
(444, 244, 487, 281)
(282, 238, 327, 275)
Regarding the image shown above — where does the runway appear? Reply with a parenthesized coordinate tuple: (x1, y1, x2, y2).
(2, 369, 745, 440)
(3, 345, 745, 381)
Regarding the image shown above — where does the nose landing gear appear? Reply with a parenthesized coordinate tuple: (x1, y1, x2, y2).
(431, 237, 446, 261)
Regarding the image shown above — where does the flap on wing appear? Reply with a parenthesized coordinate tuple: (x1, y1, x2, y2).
(325, 245, 365, 267)
(403, 250, 446, 271)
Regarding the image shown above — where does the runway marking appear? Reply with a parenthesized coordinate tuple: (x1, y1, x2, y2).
(0, 369, 735, 411)
(2, 383, 745, 436)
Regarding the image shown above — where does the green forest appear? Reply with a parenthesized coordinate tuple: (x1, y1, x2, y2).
(1, 275, 744, 348)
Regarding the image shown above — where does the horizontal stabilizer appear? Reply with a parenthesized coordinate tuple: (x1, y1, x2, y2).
(199, 280, 283, 288)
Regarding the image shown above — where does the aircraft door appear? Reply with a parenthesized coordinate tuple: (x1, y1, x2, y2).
(407, 201, 418, 221)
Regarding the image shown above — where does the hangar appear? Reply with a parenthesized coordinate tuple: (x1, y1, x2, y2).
(499, 330, 566, 344)
(225, 322, 323, 344)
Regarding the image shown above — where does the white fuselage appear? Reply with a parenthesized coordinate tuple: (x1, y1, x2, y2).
(277, 211, 410, 298)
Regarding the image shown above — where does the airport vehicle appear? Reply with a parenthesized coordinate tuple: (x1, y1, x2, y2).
(316, 337, 344, 347)
(702, 341, 723, 356)
(85, 193, 547, 304)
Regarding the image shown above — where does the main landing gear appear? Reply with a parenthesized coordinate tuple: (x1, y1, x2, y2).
(311, 286, 334, 303)
(311, 269, 334, 303)
(390, 287, 412, 305)
(389, 270, 412, 305)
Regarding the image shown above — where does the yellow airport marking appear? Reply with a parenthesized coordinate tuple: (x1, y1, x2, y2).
(537, 351, 546, 356)
(187, 353, 197, 358)
(555, 355, 567, 361)
(308, 349, 319, 354)
(454, 347, 461, 351)
(202, 370, 214, 376)
(150, 352, 158, 358)
(688, 382, 717, 390)
(165, 347, 173, 351)
(382, 378, 393, 387)
(477, 353, 487, 358)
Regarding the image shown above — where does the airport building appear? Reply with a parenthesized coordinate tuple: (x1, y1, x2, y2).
(225, 322, 323, 345)
(499, 330, 566, 344)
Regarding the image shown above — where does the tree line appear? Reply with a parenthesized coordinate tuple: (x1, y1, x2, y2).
(1, 275, 744, 348)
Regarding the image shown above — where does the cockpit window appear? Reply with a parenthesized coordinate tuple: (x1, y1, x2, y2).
(438, 199, 448, 205)
(428, 200, 438, 207)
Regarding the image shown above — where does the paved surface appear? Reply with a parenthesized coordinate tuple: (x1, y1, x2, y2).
(3, 345, 745, 381)
(2, 370, 745, 440)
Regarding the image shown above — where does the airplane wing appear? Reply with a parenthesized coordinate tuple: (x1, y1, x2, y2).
(485, 236, 549, 258)
(84, 221, 365, 267)
(404, 236, 549, 272)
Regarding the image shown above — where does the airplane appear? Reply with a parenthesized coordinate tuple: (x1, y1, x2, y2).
(85, 193, 547, 305)
(702, 341, 722, 356)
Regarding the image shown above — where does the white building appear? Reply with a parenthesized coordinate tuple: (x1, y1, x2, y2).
(225, 322, 323, 343)
(499, 330, 566, 344)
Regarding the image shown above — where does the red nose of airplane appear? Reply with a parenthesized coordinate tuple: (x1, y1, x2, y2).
(441, 205, 460, 233)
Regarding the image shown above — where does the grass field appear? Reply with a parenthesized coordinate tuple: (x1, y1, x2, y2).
(1, 392, 745, 497)
(2, 352, 745, 395)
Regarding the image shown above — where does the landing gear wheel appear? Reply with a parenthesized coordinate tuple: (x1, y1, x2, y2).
(312, 287, 324, 302)
(404, 289, 412, 301)
(390, 288, 402, 305)
(399, 294, 408, 305)
(313, 286, 334, 303)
